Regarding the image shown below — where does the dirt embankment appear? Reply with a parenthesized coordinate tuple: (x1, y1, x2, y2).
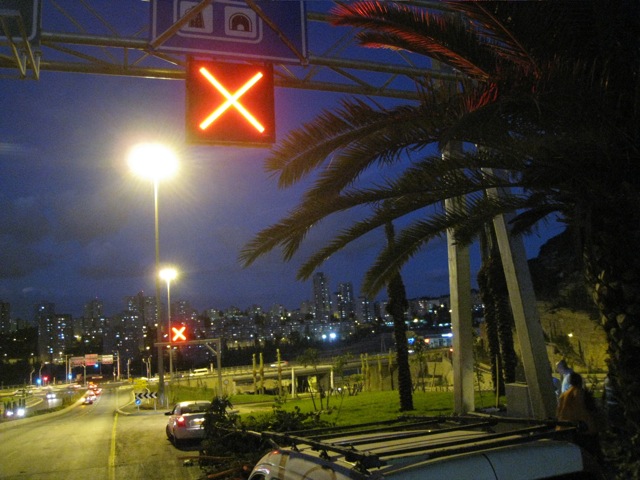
(537, 302, 608, 374)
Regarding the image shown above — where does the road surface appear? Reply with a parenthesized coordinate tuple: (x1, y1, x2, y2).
(0, 386, 206, 480)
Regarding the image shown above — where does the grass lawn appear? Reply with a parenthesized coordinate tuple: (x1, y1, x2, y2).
(166, 384, 503, 426)
(249, 390, 502, 426)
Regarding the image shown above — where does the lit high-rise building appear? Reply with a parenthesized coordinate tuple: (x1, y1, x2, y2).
(0, 301, 11, 334)
(356, 296, 375, 324)
(124, 291, 157, 327)
(35, 303, 73, 361)
(313, 272, 332, 322)
(335, 282, 355, 321)
(82, 297, 107, 337)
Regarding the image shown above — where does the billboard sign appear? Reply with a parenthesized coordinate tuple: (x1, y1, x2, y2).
(151, 0, 307, 64)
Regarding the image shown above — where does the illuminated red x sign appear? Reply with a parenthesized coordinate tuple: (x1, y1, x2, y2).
(186, 60, 275, 146)
(198, 68, 265, 132)
(171, 326, 186, 342)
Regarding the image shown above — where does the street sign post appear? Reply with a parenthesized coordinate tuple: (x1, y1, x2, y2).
(151, 0, 307, 64)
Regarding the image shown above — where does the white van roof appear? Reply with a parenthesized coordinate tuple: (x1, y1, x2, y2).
(249, 416, 601, 480)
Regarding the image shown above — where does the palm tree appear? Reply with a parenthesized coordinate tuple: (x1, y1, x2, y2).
(477, 226, 517, 396)
(240, 2, 640, 469)
(384, 221, 413, 411)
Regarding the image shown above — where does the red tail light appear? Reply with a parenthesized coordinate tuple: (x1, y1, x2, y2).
(176, 416, 186, 427)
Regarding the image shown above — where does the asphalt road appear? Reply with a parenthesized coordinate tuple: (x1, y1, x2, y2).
(0, 386, 206, 480)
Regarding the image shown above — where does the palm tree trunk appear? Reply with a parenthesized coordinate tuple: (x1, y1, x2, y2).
(385, 222, 413, 411)
(584, 195, 640, 467)
(477, 263, 503, 395)
(478, 224, 517, 395)
(489, 255, 517, 385)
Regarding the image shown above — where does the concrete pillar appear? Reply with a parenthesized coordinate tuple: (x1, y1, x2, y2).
(485, 177, 557, 419)
(444, 144, 475, 414)
(291, 367, 296, 398)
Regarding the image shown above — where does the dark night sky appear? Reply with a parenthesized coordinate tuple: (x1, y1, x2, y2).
(0, 2, 564, 321)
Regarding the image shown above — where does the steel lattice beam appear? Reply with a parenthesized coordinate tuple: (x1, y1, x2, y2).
(0, 1, 460, 99)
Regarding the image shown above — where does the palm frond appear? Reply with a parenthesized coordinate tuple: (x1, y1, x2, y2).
(331, 3, 499, 81)
(361, 191, 530, 294)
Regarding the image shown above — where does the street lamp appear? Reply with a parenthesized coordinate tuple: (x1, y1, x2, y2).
(128, 142, 178, 403)
(160, 267, 178, 380)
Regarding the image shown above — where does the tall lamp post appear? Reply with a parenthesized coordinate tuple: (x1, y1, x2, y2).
(160, 267, 178, 381)
(128, 143, 178, 403)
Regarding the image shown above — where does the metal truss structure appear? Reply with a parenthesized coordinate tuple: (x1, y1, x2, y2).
(0, 0, 460, 100)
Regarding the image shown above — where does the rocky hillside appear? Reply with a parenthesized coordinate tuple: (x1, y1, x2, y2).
(528, 228, 607, 372)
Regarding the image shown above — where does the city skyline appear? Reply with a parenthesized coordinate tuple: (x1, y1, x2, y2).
(2, 271, 457, 326)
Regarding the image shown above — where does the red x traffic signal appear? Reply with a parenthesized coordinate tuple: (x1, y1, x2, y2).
(171, 325, 187, 343)
(186, 59, 275, 146)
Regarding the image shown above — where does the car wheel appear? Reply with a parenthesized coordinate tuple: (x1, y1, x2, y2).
(173, 435, 183, 448)
(166, 425, 172, 441)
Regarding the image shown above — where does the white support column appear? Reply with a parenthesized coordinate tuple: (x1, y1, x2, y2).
(444, 143, 475, 414)
(485, 174, 557, 419)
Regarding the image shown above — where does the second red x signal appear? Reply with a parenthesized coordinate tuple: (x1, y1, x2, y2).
(186, 59, 275, 146)
(171, 326, 187, 342)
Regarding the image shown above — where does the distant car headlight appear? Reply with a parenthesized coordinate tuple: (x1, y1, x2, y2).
(16, 408, 26, 417)
(46, 393, 56, 399)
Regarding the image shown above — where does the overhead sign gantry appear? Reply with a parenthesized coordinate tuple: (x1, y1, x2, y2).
(0, 0, 456, 99)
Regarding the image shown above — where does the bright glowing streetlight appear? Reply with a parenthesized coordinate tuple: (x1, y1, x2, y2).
(160, 267, 178, 380)
(128, 143, 179, 182)
(128, 142, 178, 403)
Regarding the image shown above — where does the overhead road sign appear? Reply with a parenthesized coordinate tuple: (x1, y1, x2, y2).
(100, 354, 114, 365)
(150, 0, 307, 64)
(186, 58, 275, 146)
(0, 0, 41, 42)
(70, 356, 85, 367)
(0, 0, 41, 79)
(84, 353, 99, 366)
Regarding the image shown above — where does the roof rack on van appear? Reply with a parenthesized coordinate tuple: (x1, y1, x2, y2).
(258, 415, 578, 474)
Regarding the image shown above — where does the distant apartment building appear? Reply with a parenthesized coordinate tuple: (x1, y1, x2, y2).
(109, 312, 152, 361)
(172, 299, 196, 321)
(335, 282, 355, 321)
(81, 297, 108, 338)
(84, 297, 103, 319)
(107, 292, 158, 360)
(0, 301, 11, 334)
(125, 291, 158, 327)
(35, 302, 73, 361)
(299, 300, 313, 318)
(312, 272, 332, 322)
(356, 296, 376, 324)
